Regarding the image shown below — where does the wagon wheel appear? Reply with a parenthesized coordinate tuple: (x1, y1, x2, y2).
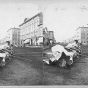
(59, 58, 66, 67)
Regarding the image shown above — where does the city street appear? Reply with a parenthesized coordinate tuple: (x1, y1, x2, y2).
(0, 47, 43, 85)
(0, 46, 88, 85)
(0, 1, 88, 86)
(43, 46, 88, 85)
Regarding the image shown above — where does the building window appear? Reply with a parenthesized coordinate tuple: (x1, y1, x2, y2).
(32, 23, 34, 31)
(34, 22, 35, 29)
(37, 19, 39, 25)
(35, 21, 37, 29)
(30, 23, 31, 27)
(43, 30, 45, 35)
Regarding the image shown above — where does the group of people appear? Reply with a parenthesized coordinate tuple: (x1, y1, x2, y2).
(43, 40, 81, 68)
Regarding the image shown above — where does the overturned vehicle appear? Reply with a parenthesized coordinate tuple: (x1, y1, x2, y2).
(43, 41, 81, 68)
(0, 49, 13, 67)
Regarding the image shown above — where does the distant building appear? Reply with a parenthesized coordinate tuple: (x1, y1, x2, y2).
(43, 27, 56, 46)
(48, 31, 56, 45)
(6, 27, 20, 46)
(19, 12, 43, 46)
(63, 27, 88, 45)
(0, 37, 7, 45)
(75, 27, 88, 45)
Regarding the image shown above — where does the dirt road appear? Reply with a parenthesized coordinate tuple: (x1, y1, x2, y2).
(43, 46, 88, 85)
(0, 47, 43, 85)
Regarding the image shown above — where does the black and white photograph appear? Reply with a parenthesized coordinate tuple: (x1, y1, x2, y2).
(0, 1, 43, 86)
(43, 0, 88, 86)
(0, 0, 88, 87)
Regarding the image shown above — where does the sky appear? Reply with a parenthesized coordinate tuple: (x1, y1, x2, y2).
(0, 0, 88, 42)
(43, 1, 88, 42)
(0, 2, 41, 40)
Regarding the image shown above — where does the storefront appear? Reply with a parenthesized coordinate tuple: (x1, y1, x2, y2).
(36, 37, 43, 46)
(23, 38, 32, 46)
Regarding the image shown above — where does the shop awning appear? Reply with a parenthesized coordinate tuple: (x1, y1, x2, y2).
(24, 39, 30, 44)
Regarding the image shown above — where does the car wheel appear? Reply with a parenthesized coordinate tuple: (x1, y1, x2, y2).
(59, 59, 66, 67)
(66, 64, 72, 69)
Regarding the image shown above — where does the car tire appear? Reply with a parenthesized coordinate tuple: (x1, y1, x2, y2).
(59, 59, 66, 67)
